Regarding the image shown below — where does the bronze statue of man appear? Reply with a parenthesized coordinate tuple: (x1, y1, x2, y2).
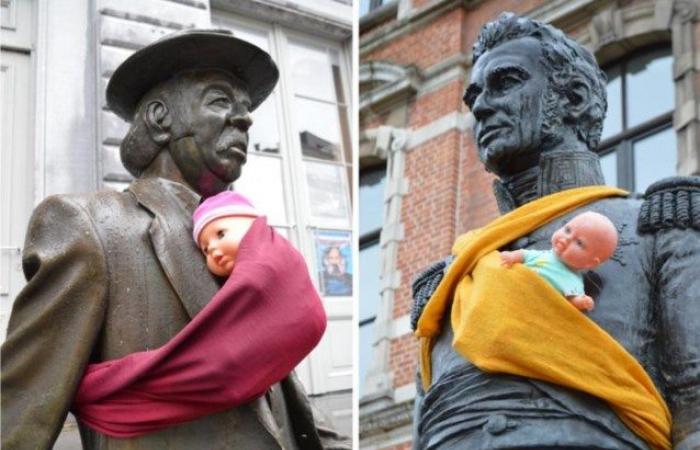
(412, 13, 700, 449)
(2, 29, 349, 450)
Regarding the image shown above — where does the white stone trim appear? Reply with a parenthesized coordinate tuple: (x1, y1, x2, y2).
(528, 0, 597, 25)
(361, 126, 409, 402)
(360, 62, 420, 115)
(390, 314, 411, 339)
(211, 0, 351, 40)
(407, 111, 471, 150)
(360, 424, 412, 450)
(393, 382, 417, 403)
(418, 61, 468, 96)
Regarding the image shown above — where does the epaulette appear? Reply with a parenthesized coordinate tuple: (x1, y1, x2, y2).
(410, 256, 453, 331)
(638, 176, 700, 233)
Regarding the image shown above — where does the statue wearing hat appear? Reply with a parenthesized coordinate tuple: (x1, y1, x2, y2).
(412, 13, 700, 450)
(1, 30, 350, 450)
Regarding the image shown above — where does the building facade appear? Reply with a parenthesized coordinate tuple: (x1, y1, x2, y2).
(359, 0, 700, 448)
(1, 0, 353, 446)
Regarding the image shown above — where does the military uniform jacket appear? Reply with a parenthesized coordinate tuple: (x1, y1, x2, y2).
(413, 179, 700, 450)
(1, 177, 349, 450)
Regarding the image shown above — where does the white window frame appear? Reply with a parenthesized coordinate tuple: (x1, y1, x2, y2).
(213, 11, 354, 395)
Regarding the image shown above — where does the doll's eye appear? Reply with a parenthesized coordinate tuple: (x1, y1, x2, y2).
(565, 226, 571, 233)
(576, 239, 585, 248)
(202, 246, 208, 255)
(217, 229, 226, 239)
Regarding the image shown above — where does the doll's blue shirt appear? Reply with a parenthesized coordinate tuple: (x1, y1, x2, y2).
(522, 249, 584, 296)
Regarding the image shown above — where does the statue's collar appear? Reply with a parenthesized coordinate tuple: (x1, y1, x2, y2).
(493, 150, 606, 213)
(129, 176, 201, 215)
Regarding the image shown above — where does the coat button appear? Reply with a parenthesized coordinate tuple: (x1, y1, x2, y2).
(483, 414, 508, 435)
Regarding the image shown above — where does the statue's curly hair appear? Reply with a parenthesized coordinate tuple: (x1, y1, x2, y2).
(472, 12, 608, 150)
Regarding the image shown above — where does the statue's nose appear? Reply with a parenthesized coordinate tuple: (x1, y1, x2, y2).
(471, 93, 495, 122)
(229, 113, 252, 132)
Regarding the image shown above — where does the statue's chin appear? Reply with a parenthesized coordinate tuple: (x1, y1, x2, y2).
(480, 146, 518, 176)
(481, 143, 544, 178)
(170, 136, 243, 197)
(195, 174, 231, 198)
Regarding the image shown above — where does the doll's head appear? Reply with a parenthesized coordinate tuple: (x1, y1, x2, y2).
(551, 211, 618, 271)
(193, 191, 260, 277)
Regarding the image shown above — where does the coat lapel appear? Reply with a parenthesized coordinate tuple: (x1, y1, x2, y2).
(128, 177, 218, 319)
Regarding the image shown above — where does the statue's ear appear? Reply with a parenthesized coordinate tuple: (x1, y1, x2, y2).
(564, 78, 591, 119)
(143, 100, 172, 145)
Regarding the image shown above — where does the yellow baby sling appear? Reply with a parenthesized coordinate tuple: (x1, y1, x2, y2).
(415, 186, 671, 450)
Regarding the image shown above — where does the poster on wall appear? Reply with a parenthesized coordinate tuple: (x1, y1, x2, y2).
(314, 229, 353, 297)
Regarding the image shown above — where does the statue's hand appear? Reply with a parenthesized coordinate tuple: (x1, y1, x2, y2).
(569, 294, 595, 311)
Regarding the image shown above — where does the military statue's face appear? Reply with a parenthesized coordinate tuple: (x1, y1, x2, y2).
(465, 37, 548, 177)
(169, 71, 253, 197)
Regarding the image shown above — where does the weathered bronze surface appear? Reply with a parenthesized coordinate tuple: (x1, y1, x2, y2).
(1, 29, 349, 450)
(413, 13, 700, 449)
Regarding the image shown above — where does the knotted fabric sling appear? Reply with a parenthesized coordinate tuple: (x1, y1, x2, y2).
(71, 216, 327, 437)
(415, 186, 672, 450)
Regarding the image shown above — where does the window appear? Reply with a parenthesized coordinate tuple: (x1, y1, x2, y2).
(359, 166, 386, 395)
(214, 13, 354, 401)
(213, 16, 354, 291)
(360, 0, 389, 16)
(598, 47, 676, 192)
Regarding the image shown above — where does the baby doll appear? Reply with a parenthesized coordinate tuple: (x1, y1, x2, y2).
(500, 211, 618, 311)
(73, 189, 327, 437)
(192, 191, 260, 277)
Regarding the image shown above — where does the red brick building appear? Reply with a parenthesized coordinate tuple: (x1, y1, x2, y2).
(358, 0, 700, 448)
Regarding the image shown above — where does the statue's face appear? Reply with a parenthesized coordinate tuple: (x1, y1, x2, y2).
(465, 37, 548, 176)
(169, 71, 253, 197)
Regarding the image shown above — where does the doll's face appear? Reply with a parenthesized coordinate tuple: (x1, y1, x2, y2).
(198, 215, 255, 277)
(551, 212, 618, 271)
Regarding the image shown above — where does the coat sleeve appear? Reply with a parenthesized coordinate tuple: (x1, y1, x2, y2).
(639, 177, 700, 448)
(654, 226, 700, 449)
(280, 372, 352, 450)
(1, 195, 108, 450)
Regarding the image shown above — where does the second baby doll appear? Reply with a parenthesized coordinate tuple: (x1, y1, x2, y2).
(500, 211, 618, 311)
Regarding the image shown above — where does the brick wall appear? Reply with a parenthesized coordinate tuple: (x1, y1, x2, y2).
(364, 7, 465, 69)
(456, 131, 499, 234)
(389, 334, 420, 388)
(408, 79, 464, 129)
(394, 131, 462, 319)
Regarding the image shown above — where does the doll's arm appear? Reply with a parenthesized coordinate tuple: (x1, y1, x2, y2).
(566, 294, 595, 311)
(500, 250, 525, 267)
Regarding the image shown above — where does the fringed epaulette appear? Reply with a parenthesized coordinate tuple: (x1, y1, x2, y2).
(638, 176, 700, 233)
(411, 256, 453, 331)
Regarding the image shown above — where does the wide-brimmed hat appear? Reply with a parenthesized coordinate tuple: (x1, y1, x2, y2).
(106, 29, 278, 121)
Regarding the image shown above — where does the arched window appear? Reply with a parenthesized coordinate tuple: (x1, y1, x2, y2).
(598, 46, 676, 192)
